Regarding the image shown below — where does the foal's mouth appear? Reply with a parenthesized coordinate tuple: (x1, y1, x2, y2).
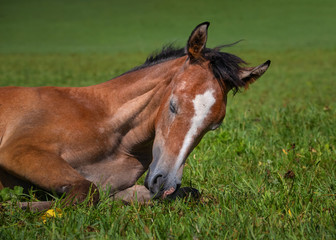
(152, 183, 181, 200)
(162, 187, 177, 199)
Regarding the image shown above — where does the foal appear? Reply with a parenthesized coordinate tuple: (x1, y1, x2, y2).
(0, 22, 270, 210)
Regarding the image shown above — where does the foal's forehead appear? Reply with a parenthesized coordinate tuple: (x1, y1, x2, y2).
(172, 68, 226, 124)
(173, 82, 223, 122)
(170, 60, 225, 111)
(175, 67, 217, 93)
(174, 75, 221, 102)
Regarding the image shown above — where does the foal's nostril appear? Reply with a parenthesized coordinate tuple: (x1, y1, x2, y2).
(153, 174, 163, 185)
(150, 174, 165, 194)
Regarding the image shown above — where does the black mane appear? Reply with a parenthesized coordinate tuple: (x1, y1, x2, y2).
(129, 44, 246, 94)
(204, 47, 246, 94)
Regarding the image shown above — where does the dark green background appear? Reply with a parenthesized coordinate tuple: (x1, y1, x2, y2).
(1, 0, 335, 53)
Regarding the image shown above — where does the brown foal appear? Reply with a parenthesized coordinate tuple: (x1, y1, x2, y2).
(0, 22, 270, 210)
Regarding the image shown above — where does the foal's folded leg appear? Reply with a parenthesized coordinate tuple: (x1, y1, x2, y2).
(0, 145, 99, 211)
(112, 185, 151, 204)
(19, 201, 54, 211)
(112, 185, 200, 204)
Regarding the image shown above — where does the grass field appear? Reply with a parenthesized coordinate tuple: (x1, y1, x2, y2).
(0, 0, 336, 239)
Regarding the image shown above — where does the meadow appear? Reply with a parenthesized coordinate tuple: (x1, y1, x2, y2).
(0, 0, 335, 239)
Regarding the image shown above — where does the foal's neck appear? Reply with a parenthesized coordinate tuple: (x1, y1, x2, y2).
(91, 57, 185, 154)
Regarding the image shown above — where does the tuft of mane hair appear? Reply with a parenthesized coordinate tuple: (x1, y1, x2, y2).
(144, 44, 186, 66)
(128, 43, 247, 94)
(204, 46, 246, 94)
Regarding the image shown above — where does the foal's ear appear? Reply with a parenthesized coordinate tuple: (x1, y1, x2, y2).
(239, 60, 271, 88)
(187, 22, 210, 61)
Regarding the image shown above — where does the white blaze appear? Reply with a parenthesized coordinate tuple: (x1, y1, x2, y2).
(173, 89, 216, 172)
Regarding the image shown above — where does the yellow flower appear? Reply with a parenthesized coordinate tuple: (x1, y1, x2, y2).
(288, 209, 292, 217)
(41, 208, 63, 223)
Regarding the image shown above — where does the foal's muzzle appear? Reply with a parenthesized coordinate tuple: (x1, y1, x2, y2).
(144, 168, 181, 199)
(145, 144, 183, 198)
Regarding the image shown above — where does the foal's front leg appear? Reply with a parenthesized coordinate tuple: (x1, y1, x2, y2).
(112, 185, 151, 203)
(112, 185, 200, 203)
(0, 144, 99, 211)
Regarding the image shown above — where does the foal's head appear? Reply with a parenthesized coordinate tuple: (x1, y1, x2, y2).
(145, 22, 270, 198)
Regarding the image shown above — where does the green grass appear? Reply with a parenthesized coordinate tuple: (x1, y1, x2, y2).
(1, 0, 336, 239)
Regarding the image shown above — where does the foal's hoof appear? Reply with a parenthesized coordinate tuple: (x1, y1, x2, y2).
(166, 187, 200, 201)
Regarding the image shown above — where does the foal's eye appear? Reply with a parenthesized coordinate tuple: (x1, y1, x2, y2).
(169, 101, 178, 114)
